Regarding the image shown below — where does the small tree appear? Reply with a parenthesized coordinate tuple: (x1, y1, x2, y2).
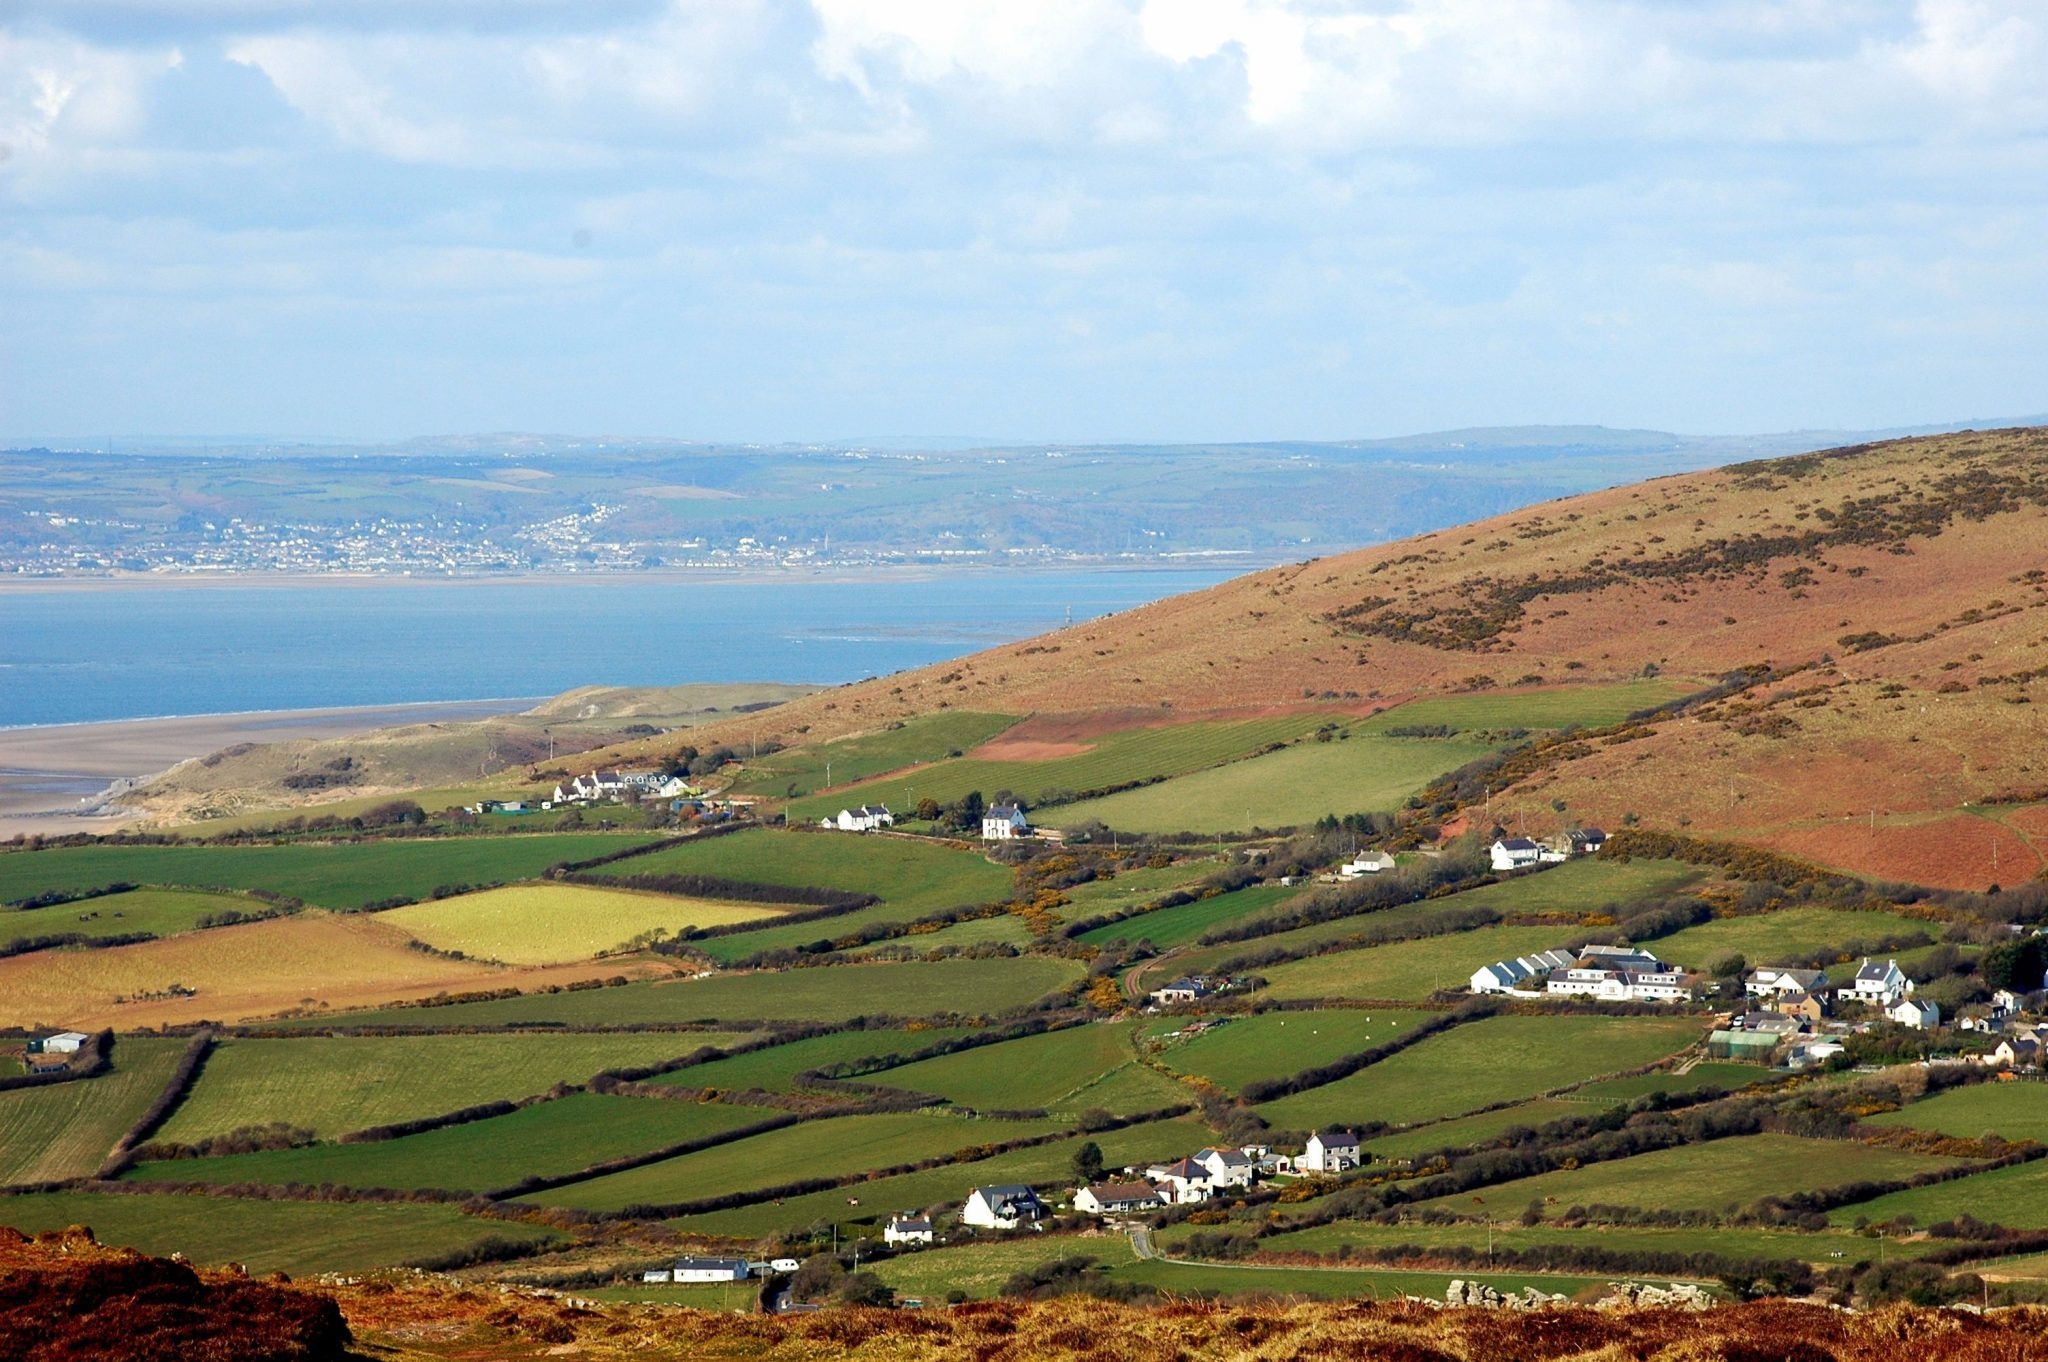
(1071, 1140, 1105, 1184)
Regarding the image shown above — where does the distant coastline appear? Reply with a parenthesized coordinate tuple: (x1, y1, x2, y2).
(0, 558, 1272, 594)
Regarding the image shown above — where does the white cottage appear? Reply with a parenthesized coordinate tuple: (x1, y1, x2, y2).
(961, 1184, 1047, 1230)
(1300, 1130, 1361, 1173)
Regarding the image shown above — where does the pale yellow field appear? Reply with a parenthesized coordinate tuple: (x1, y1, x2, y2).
(379, 884, 783, 965)
(0, 912, 665, 1028)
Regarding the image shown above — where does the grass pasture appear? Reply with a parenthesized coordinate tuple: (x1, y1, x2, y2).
(0, 1191, 556, 1276)
(0, 888, 272, 952)
(1252, 1217, 1924, 1267)
(1362, 1099, 1591, 1161)
(1252, 924, 1574, 1002)
(1827, 1159, 2048, 1229)
(0, 834, 658, 911)
(644, 1028, 976, 1094)
(865, 1022, 1143, 1111)
(785, 713, 1348, 824)
(1568, 1063, 1774, 1104)
(379, 883, 783, 964)
(1047, 733, 1500, 834)
(725, 712, 1020, 798)
(0, 1037, 188, 1185)
(1865, 1081, 2048, 1147)
(1152, 1010, 1437, 1095)
(1442, 857, 1707, 917)
(130, 1093, 766, 1193)
(1077, 883, 1301, 949)
(156, 1033, 741, 1143)
(1420, 1134, 1966, 1221)
(526, 1112, 1062, 1213)
(666, 1114, 1214, 1238)
(1254, 1015, 1704, 1131)
(1356, 682, 1689, 734)
(1652, 907, 1939, 970)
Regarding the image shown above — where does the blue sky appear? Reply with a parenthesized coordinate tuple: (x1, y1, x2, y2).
(3, 1, 2045, 443)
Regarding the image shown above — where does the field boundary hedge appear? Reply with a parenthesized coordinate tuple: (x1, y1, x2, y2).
(99, 1030, 214, 1177)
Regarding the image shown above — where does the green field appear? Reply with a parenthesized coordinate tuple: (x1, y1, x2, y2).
(1418, 1134, 1966, 1221)
(379, 883, 783, 964)
(667, 1115, 1214, 1238)
(1251, 1217, 1929, 1266)
(300, 956, 1084, 1028)
(1047, 733, 1500, 835)
(1254, 1015, 1704, 1131)
(1362, 1099, 1591, 1161)
(129, 1092, 766, 1193)
(1828, 1159, 2048, 1229)
(0, 1190, 555, 1275)
(725, 713, 1020, 798)
(786, 713, 1347, 824)
(525, 1112, 1062, 1213)
(1568, 1063, 1773, 1104)
(1077, 883, 1303, 949)
(1152, 1010, 1437, 1094)
(1055, 863, 1215, 920)
(0, 834, 658, 911)
(644, 1028, 976, 1094)
(1356, 683, 1688, 733)
(0, 888, 272, 951)
(156, 1033, 739, 1143)
(1652, 908, 1937, 971)
(1252, 924, 1575, 1002)
(852, 914, 1037, 954)
(867, 1022, 1143, 1111)
(0, 1037, 188, 1184)
(1865, 1082, 2048, 1146)
(1438, 857, 1707, 917)
(1167, 896, 1497, 980)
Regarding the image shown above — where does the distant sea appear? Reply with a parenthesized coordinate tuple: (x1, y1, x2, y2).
(0, 569, 1241, 728)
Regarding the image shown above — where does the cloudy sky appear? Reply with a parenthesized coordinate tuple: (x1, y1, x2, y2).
(4, 0, 2045, 442)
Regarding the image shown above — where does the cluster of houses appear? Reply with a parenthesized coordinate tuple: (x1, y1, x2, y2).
(643, 1253, 802, 1284)
(824, 804, 895, 832)
(1710, 959, 1958, 1065)
(552, 769, 698, 805)
(1470, 944, 1700, 1004)
(1488, 828, 1607, 873)
(819, 801, 1034, 840)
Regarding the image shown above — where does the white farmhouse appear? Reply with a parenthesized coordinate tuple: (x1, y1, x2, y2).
(1194, 1147, 1256, 1189)
(1146, 1157, 1216, 1203)
(1337, 852, 1397, 879)
(834, 804, 895, 832)
(1888, 998, 1940, 1030)
(1300, 1130, 1361, 1173)
(982, 803, 1031, 840)
(1849, 958, 1912, 1008)
(883, 1216, 935, 1247)
(961, 1184, 1047, 1230)
(671, 1256, 751, 1283)
(1489, 838, 1543, 872)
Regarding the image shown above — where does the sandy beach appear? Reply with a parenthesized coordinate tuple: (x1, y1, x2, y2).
(0, 699, 539, 836)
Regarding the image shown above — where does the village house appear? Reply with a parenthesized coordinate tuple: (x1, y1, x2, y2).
(1299, 1130, 1361, 1174)
(1469, 948, 1577, 995)
(1992, 1033, 2042, 1069)
(669, 1256, 751, 1283)
(554, 769, 631, 804)
(1739, 1011, 1806, 1039)
(1146, 1157, 1216, 1203)
(1889, 997, 1941, 1030)
(1489, 837, 1543, 872)
(1994, 989, 2026, 1015)
(1337, 851, 1397, 879)
(1195, 1147, 1256, 1189)
(1746, 967, 1831, 1000)
(1148, 976, 1216, 1007)
(1849, 958, 1913, 1008)
(1545, 948, 1698, 1004)
(982, 803, 1031, 840)
(961, 1185, 1047, 1230)
(1073, 1182, 1168, 1216)
(831, 804, 894, 832)
(883, 1215, 935, 1247)
(1559, 827, 1608, 855)
(1771, 989, 1831, 1023)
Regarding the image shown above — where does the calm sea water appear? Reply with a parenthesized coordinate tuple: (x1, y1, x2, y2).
(0, 569, 1240, 727)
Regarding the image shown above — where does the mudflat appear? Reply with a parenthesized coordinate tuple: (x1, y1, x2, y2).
(0, 700, 537, 834)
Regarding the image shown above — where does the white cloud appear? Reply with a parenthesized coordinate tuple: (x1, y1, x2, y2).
(0, 31, 182, 196)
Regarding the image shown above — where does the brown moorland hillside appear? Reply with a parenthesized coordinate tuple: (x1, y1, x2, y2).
(620, 426, 2048, 888)
(7, 1228, 2048, 1362)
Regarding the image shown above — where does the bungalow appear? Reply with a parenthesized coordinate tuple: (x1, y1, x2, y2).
(1194, 1147, 1256, 1189)
(833, 805, 895, 832)
(1561, 827, 1608, 855)
(1889, 998, 1941, 1030)
(1073, 1182, 1168, 1216)
(982, 803, 1031, 840)
(1469, 948, 1576, 995)
(1148, 977, 1214, 1007)
(1147, 1157, 1216, 1203)
(1746, 967, 1831, 999)
(1849, 958, 1913, 1008)
(671, 1256, 751, 1283)
(883, 1216, 936, 1247)
(1337, 852, 1397, 879)
(1300, 1130, 1361, 1174)
(1739, 1011, 1806, 1038)
(961, 1185, 1047, 1230)
(1489, 838, 1544, 872)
